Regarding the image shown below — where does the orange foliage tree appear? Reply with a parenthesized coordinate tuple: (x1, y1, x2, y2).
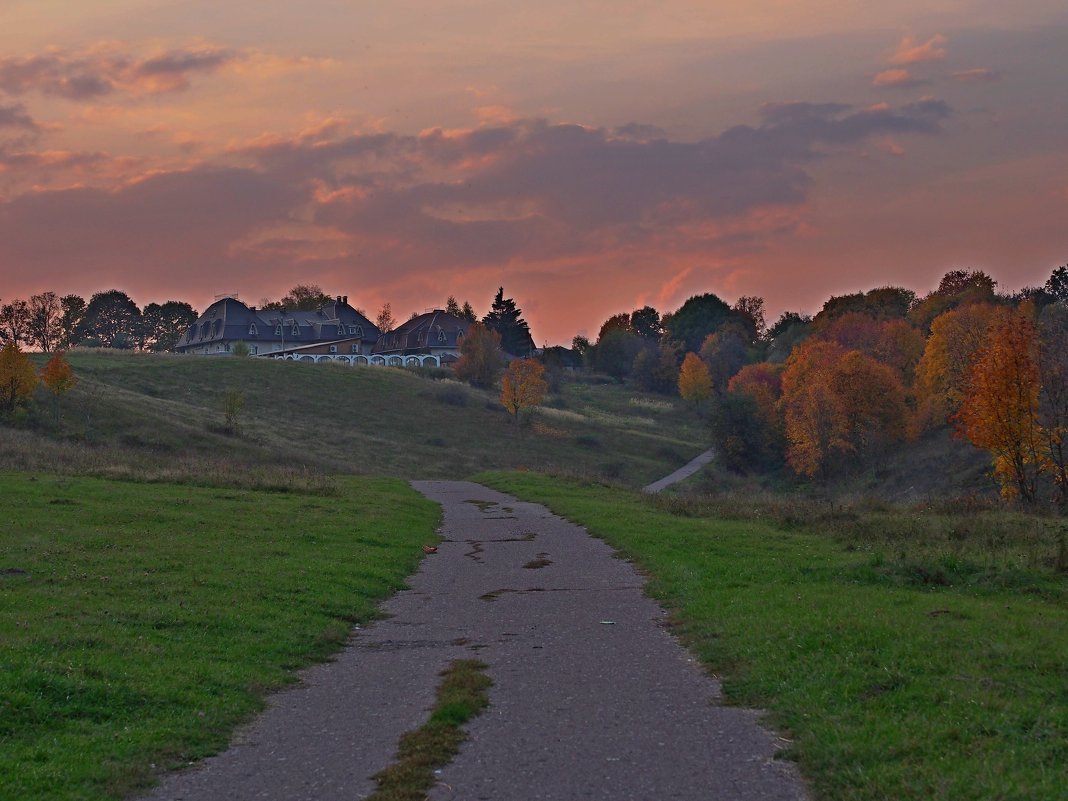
(677, 352, 713, 407)
(500, 358, 548, 424)
(956, 309, 1043, 502)
(781, 341, 910, 477)
(728, 362, 783, 433)
(1038, 303, 1068, 505)
(39, 350, 78, 421)
(0, 341, 38, 416)
(914, 303, 998, 427)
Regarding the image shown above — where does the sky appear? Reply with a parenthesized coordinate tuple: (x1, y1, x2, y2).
(0, 1, 1066, 344)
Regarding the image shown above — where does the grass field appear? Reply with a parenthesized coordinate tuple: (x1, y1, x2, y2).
(477, 471, 1068, 801)
(0, 472, 439, 801)
(5, 350, 707, 488)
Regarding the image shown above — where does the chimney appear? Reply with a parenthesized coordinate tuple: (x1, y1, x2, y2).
(337, 295, 342, 304)
(249, 306, 256, 313)
(343, 295, 348, 305)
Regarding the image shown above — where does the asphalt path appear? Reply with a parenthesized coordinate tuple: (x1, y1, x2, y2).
(142, 480, 806, 801)
(642, 449, 716, 493)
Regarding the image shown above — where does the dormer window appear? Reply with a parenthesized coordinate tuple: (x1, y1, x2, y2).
(291, 323, 299, 337)
(338, 324, 346, 337)
(274, 325, 282, 336)
(437, 329, 447, 343)
(248, 323, 258, 336)
(354, 325, 363, 337)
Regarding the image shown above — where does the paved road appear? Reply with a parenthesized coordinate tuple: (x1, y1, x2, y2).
(142, 480, 805, 801)
(642, 449, 715, 493)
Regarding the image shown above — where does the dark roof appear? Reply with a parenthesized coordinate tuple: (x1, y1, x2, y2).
(372, 310, 469, 355)
(177, 296, 380, 350)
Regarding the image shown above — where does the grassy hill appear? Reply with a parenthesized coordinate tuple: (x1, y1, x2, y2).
(4, 350, 709, 488)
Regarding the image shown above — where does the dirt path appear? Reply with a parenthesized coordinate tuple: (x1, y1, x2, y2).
(142, 480, 805, 801)
(642, 448, 715, 493)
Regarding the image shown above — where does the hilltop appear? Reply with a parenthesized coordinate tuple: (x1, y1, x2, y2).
(2, 350, 708, 488)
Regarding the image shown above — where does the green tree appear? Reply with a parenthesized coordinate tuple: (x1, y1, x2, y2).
(630, 306, 662, 340)
(0, 299, 30, 346)
(1044, 265, 1068, 303)
(483, 287, 534, 357)
(58, 295, 86, 349)
(27, 292, 62, 352)
(79, 290, 142, 348)
(664, 293, 731, 352)
(142, 301, 198, 351)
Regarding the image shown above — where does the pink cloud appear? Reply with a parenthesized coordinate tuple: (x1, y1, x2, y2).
(952, 68, 1002, 83)
(889, 34, 947, 66)
(871, 69, 926, 89)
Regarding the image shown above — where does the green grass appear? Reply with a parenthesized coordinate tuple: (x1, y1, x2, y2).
(369, 659, 492, 801)
(476, 471, 1068, 801)
(8, 350, 708, 487)
(0, 472, 440, 801)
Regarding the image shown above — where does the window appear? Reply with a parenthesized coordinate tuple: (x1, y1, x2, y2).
(250, 345, 258, 355)
(274, 325, 282, 336)
(291, 323, 299, 337)
(329, 345, 338, 354)
(338, 324, 346, 336)
(248, 323, 257, 336)
(350, 344, 361, 354)
(437, 328, 447, 343)
(354, 325, 363, 337)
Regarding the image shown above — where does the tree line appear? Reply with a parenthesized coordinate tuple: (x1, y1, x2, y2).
(0, 290, 197, 352)
(553, 265, 1068, 505)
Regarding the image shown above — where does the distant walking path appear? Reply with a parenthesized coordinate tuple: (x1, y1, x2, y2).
(142, 480, 803, 801)
(642, 448, 715, 493)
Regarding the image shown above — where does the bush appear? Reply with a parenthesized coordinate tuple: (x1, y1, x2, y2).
(432, 384, 468, 407)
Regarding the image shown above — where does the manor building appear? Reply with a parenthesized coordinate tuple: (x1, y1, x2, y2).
(176, 296, 471, 367)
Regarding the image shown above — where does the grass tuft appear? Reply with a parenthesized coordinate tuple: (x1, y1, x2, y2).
(369, 659, 492, 801)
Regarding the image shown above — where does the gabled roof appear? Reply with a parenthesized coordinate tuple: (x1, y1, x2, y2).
(372, 310, 469, 354)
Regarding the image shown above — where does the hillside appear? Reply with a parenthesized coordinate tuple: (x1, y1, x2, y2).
(2, 350, 708, 487)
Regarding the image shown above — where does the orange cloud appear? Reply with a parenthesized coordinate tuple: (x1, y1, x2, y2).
(952, 68, 1001, 83)
(872, 69, 924, 88)
(889, 34, 947, 65)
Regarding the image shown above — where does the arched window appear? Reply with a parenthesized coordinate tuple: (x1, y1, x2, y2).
(291, 322, 299, 337)
(248, 323, 258, 336)
(274, 325, 282, 336)
(355, 325, 363, 337)
(437, 328, 447, 343)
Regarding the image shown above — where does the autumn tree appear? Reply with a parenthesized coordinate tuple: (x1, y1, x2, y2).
(714, 362, 785, 470)
(732, 296, 767, 340)
(39, 351, 77, 421)
(0, 341, 38, 416)
(501, 358, 548, 424)
(780, 341, 908, 477)
(631, 342, 680, 394)
(677, 352, 712, 408)
(956, 309, 1043, 502)
(454, 322, 504, 387)
(27, 292, 62, 352)
(914, 303, 998, 427)
(376, 303, 395, 332)
(1038, 303, 1068, 505)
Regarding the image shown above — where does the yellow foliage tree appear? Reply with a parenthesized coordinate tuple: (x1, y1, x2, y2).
(500, 358, 548, 424)
(956, 309, 1043, 501)
(914, 303, 998, 428)
(0, 341, 38, 416)
(454, 322, 504, 387)
(677, 352, 712, 406)
(39, 350, 78, 421)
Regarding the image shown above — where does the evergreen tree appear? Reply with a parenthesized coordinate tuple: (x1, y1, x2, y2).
(482, 287, 533, 357)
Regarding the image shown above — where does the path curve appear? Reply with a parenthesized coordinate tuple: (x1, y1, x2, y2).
(142, 480, 805, 801)
(642, 448, 715, 493)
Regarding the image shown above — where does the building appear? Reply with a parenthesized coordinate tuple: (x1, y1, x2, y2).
(372, 310, 470, 366)
(175, 296, 380, 359)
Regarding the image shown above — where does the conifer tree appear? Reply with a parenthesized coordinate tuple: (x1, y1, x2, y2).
(483, 287, 533, 357)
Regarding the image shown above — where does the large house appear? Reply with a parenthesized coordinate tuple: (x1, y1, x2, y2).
(176, 296, 473, 366)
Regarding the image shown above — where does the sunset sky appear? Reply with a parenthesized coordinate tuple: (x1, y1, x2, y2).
(1, 1, 1066, 343)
